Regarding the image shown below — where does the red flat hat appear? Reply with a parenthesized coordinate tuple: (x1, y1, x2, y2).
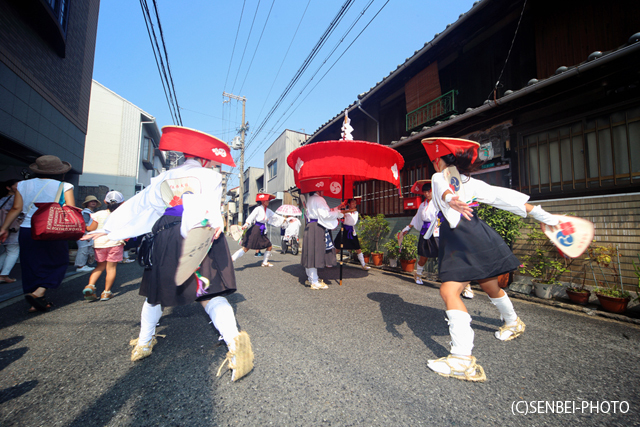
(421, 137, 480, 163)
(256, 193, 275, 202)
(159, 126, 235, 167)
(410, 179, 432, 194)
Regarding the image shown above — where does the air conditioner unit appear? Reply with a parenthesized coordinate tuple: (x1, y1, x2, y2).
(276, 192, 284, 200)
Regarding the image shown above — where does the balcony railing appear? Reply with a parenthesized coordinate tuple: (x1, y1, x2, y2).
(406, 90, 458, 131)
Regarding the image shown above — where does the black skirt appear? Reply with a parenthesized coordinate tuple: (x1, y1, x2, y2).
(19, 227, 68, 293)
(241, 223, 271, 250)
(417, 234, 439, 258)
(438, 213, 520, 283)
(333, 227, 361, 250)
(301, 221, 337, 269)
(140, 215, 236, 308)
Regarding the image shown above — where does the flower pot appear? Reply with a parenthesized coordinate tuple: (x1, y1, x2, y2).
(371, 253, 383, 266)
(389, 258, 398, 268)
(497, 272, 512, 288)
(566, 289, 591, 305)
(363, 255, 370, 264)
(533, 282, 553, 299)
(400, 259, 416, 272)
(596, 294, 630, 314)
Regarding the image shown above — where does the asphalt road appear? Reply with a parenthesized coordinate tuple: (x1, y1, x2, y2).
(1, 239, 639, 426)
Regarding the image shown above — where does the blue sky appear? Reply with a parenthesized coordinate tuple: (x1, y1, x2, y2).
(93, 0, 477, 189)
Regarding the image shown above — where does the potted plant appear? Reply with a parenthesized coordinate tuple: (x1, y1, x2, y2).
(477, 204, 525, 288)
(360, 242, 371, 265)
(565, 267, 591, 304)
(588, 243, 630, 313)
(519, 225, 573, 298)
(358, 214, 390, 267)
(399, 233, 418, 272)
(383, 238, 400, 268)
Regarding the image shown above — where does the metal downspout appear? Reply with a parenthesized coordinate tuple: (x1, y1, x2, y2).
(357, 100, 380, 144)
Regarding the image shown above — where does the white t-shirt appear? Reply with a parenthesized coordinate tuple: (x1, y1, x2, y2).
(92, 210, 124, 248)
(284, 217, 301, 238)
(17, 178, 74, 228)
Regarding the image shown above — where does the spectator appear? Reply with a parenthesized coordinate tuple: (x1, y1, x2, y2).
(0, 155, 75, 313)
(75, 195, 100, 273)
(0, 179, 22, 283)
(82, 191, 125, 301)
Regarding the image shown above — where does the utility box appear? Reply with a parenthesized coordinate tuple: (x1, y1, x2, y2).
(403, 197, 421, 210)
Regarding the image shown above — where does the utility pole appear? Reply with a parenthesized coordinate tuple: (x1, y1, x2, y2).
(222, 91, 247, 226)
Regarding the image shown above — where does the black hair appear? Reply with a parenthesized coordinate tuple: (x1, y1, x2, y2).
(440, 148, 482, 175)
(421, 183, 432, 192)
(0, 179, 20, 199)
(106, 202, 122, 212)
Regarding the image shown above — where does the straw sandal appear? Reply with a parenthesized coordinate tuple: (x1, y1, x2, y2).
(495, 317, 526, 341)
(217, 331, 254, 382)
(261, 262, 274, 267)
(427, 354, 486, 382)
(130, 334, 165, 361)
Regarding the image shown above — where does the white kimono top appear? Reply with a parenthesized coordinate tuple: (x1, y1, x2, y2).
(431, 171, 530, 229)
(305, 194, 343, 230)
(244, 205, 283, 229)
(103, 159, 223, 240)
(410, 199, 439, 238)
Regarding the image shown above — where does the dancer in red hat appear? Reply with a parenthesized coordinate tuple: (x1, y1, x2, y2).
(231, 193, 283, 267)
(86, 126, 253, 381)
(399, 180, 439, 285)
(421, 137, 559, 382)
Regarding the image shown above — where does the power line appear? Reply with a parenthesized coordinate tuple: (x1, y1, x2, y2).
(223, 0, 247, 90)
(238, 0, 277, 94)
(231, 0, 263, 92)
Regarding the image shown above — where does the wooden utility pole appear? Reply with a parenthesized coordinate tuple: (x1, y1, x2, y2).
(222, 91, 247, 225)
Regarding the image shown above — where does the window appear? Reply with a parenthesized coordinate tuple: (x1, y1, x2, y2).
(268, 159, 277, 180)
(46, 0, 70, 33)
(142, 137, 155, 169)
(517, 105, 640, 195)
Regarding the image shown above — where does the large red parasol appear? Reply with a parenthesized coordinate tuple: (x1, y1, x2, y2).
(287, 139, 405, 284)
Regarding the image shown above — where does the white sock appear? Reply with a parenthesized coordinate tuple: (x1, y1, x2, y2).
(305, 267, 318, 284)
(489, 293, 518, 324)
(139, 300, 163, 345)
(232, 248, 245, 262)
(417, 265, 424, 275)
(357, 253, 366, 267)
(204, 297, 240, 351)
(446, 310, 474, 356)
(262, 250, 271, 264)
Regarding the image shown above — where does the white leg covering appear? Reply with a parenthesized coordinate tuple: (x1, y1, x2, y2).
(357, 253, 366, 267)
(232, 248, 245, 262)
(417, 265, 424, 275)
(305, 267, 318, 284)
(204, 297, 240, 351)
(139, 300, 163, 346)
(489, 293, 518, 324)
(446, 310, 474, 356)
(262, 250, 271, 265)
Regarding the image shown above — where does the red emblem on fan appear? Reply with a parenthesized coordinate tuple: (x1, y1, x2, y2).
(560, 222, 575, 236)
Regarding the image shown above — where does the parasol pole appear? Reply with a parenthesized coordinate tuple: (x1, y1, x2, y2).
(339, 175, 345, 286)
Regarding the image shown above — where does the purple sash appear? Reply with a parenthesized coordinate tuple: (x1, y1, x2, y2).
(344, 224, 355, 239)
(420, 222, 431, 236)
(257, 222, 267, 234)
(165, 205, 184, 216)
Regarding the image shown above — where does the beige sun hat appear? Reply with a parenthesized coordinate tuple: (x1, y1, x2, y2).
(82, 195, 101, 207)
(29, 155, 72, 175)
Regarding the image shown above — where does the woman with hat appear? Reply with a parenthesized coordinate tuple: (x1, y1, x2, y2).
(420, 137, 560, 382)
(0, 179, 23, 284)
(399, 180, 439, 285)
(82, 191, 126, 302)
(86, 126, 253, 381)
(231, 193, 283, 267)
(333, 197, 369, 271)
(0, 155, 76, 312)
(74, 195, 101, 273)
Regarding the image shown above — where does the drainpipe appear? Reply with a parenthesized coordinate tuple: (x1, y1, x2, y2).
(357, 100, 380, 144)
(137, 119, 155, 194)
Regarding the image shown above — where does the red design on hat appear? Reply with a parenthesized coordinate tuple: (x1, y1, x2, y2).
(256, 193, 275, 202)
(159, 126, 236, 167)
(410, 179, 431, 195)
(421, 137, 480, 163)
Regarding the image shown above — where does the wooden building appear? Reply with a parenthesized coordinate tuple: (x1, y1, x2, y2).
(305, 0, 640, 287)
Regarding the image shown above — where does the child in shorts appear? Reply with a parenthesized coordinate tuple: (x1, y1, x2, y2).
(83, 191, 125, 301)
